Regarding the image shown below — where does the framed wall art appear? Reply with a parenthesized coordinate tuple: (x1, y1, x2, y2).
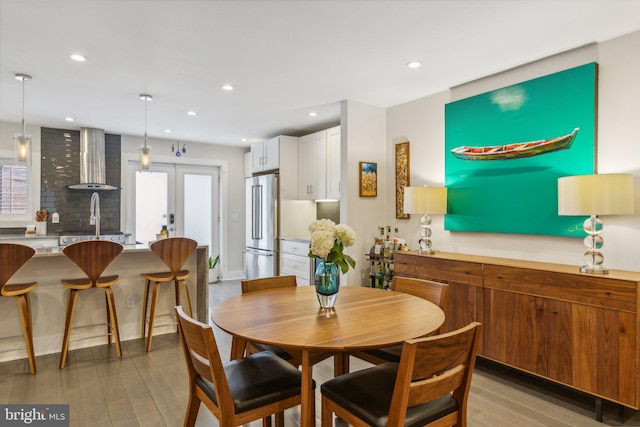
(359, 162, 377, 197)
(444, 62, 597, 237)
(395, 141, 410, 218)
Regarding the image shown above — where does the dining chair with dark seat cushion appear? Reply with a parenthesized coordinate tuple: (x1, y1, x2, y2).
(321, 322, 482, 427)
(175, 305, 309, 427)
(350, 276, 449, 366)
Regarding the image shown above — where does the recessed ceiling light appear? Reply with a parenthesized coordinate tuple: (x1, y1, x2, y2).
(308, 112, 318, 117)
(221, 84, 235, 91)
(187, 111, 197, 116)
(241, 138, 248, 142)
(65, 117, 75, 122)
(406, 61, 422, 69)
(70, 54, 87, 62)
(164, 129, 172, 133)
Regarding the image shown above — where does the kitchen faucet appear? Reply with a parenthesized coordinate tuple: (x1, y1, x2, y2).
(90, 192, 100, 239)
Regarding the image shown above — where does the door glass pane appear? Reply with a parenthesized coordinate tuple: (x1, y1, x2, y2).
(135, 171, 168, 244)
(184, 173, 212, 252)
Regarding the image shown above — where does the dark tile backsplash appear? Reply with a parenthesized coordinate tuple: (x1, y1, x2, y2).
(40, 127, 121, 234)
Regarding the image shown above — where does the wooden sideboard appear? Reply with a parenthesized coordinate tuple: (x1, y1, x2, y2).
(394, 251, 640, 412)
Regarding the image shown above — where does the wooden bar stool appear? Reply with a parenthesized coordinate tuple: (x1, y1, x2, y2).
(0, 243, 38, 374)
(59, 239, 124, 369)
(141, 237, 197, 352)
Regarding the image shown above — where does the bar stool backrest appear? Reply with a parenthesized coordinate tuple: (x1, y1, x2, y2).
(0, 243, 35, 288)
(149, 237, 197, 277)
(63, 240, 124, 285)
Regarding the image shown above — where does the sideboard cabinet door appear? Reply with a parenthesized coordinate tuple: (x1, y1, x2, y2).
(548, 300, 636, 406)
(483, 288, 548, 376)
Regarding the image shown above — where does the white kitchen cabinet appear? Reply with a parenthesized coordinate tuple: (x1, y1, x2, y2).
(298, 130, 326, 200)
(297, 126, 340, 200)
(251, 136, 284, 173)
(249, 136, 298, 199)
(280, 239, 312, 285)
(326, 125, 341, 199)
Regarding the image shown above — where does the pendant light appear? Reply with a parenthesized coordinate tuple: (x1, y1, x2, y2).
(139, 94, 152, 170)
(15, 73, 32, 164)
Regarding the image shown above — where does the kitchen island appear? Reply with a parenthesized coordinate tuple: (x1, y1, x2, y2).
(0, 243, 208, 364)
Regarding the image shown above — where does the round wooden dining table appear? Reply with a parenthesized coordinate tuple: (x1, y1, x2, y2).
(210, 285, 445, 427)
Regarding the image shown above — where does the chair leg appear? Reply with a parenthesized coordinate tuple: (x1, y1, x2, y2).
(141, 279, 151, 338)
(15, 294, 36, 374)
(105, 293, 112, 345)
(183, 386, 201, 427)
(275, 412, 285, 427)
(146, 282, 161, 352)
(60, 288, 80, 369)
(104, 287, 122, 358)
(321, 395, 333, 427)
(262, 415, 272, 427)
(179, 279, 193, 318)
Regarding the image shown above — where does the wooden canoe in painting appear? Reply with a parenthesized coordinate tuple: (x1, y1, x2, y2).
(451, 128, 579, 160)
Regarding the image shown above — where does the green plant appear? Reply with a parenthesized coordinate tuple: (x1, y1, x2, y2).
(208, 255, 220, 269)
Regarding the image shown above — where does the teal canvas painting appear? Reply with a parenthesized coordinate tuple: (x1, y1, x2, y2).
(444, 63, 597, 237)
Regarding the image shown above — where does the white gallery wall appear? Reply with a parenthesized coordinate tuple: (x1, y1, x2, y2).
(385, 30, 640, 271)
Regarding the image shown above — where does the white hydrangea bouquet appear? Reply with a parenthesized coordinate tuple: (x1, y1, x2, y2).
(308, 219, 356, 273)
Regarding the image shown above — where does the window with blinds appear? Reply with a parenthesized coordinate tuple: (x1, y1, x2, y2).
(0, 163, 28, 215)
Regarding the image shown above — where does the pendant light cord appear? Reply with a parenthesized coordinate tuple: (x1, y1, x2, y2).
(143, 96, 148, 149)
(21, 77, 26, 137)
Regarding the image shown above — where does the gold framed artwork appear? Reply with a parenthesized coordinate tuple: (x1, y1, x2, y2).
(359, 162, 377, 197)
(395, 141, 410, 218)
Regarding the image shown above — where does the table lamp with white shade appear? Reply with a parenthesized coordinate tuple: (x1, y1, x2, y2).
(558, 173, 634, 274)
(403, 186, 447, 254)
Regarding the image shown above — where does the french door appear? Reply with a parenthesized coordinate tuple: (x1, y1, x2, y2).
(127, 162, 219, 259)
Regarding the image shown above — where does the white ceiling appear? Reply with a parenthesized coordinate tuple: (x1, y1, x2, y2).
(2, 0, 640, 148)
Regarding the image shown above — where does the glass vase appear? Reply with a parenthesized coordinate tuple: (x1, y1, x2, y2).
(314, 262, 339, 309)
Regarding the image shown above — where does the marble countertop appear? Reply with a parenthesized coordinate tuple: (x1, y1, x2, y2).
(280, 236, 310, 243)
(32, 244, 152, 257)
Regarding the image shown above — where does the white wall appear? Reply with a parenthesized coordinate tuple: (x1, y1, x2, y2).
(342, 100, 387, 285)
(385, 30, 640, 272)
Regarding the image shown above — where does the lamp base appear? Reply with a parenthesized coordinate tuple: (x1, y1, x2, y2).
(580, 265, 609, 274)
(417, 248, 437, 255)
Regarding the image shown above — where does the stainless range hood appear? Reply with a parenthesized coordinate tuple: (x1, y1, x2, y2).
(68, 127, 118, 190)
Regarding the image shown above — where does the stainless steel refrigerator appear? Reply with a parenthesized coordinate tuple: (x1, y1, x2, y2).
(245, 173, 279, 279)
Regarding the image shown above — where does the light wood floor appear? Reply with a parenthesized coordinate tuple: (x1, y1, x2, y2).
(2, 280, 640, 426)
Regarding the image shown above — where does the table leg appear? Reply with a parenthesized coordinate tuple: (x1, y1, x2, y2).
(333, 352, 349, 377)
(230, 336, 246, 360)
(300, 349, 314, 427)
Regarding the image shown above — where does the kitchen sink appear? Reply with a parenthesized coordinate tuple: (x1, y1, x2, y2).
(58, 233, 128, 246)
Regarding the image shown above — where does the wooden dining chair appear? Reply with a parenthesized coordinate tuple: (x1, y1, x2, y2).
(0, 243, 38, 374)
(350, 276, 450, 366)
(321, 322, 482, 427)
(175, 305, 307, 427)
(141, 237, 197, 352)
(60, 239, 124, 368)
(241, 275, 333, 369)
